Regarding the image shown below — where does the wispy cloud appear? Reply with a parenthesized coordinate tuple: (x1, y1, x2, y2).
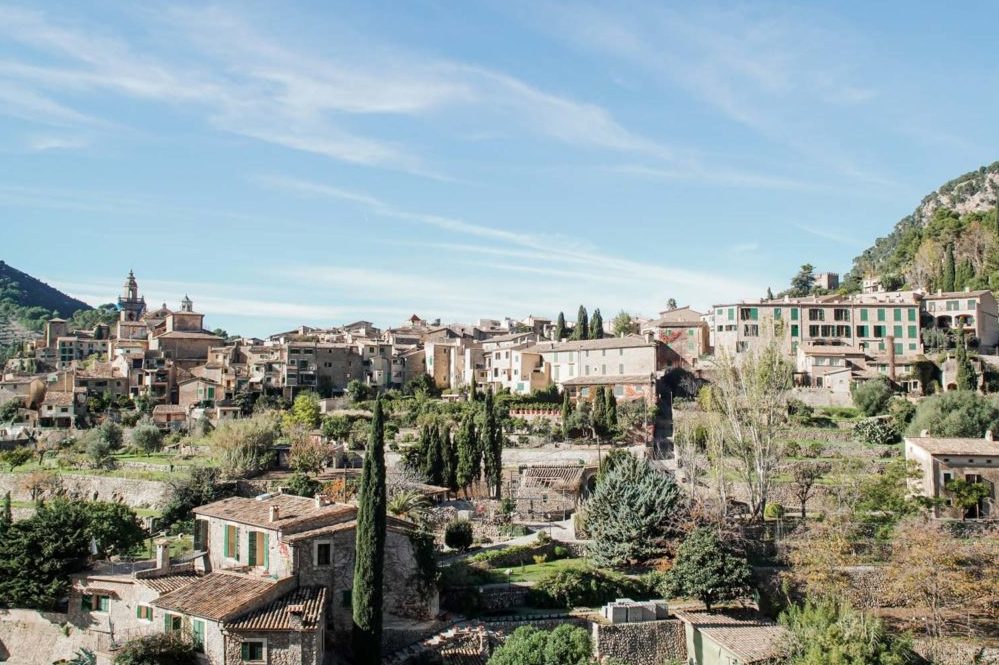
(26, 134, 89, 151)
(792, 223, 863, 247)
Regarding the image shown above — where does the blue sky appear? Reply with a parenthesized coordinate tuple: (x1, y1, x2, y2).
(2, 1, 998, 337)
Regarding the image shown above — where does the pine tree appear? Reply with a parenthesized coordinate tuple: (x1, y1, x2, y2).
(455, 415, 479, 495)
(942, 244, 956, 292)
(766, 287, 774, 300)
(554, 312, 567, 341)
(589, 308, 604, 339)
(573, 306, 589, 341)
(352, 397, 387, 665)
(483, 389, 502, 499)
(560, 390, 573, 439)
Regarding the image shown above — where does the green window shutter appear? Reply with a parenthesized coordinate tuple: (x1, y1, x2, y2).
(164, 613, 171, 631)
(751, 308, 759, 320)
(895, 343, 903, 355)
(860, 309, 868, 322)
(235, 527, 240, 562)
(877, 308, 885, 321)
(791, 308, 799, 321)
(774, 308, 782, 319)
(894, 308, 901, 321)
(241, 643, 250, 660)
(790, 325, 799, 337)
(908, 326, 917, 339)
(224, 524, 230, 557)
(262, 533, 269, 571)
(728, 308, 734, 321)
(908, 308, 916, 321)
(893, 325, 902, 338)
(247, 531, 257, 566)
(136, 606, 141, 618)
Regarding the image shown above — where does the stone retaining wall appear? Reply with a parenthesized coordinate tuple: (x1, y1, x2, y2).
(592, 619, 687, 665)
(0, 472, 170, 509)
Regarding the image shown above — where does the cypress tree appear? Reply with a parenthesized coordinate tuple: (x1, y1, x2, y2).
(956, 333, 978, 391)
(560, 390, 573, 439)
(483, 389, 502, 499)
(0, 491, 11, 537)
(573, 306, 589, 341)
(441, 424, 458, 494)
(766, 287, 774, 300)
(593, 387, 607, 436)
(956, 259, 974, 290)
(942, 244, 956, 292)
(455, 415, 479, 495)
(352, 397, 387, 665)
(590, 308, 605, 339)
(554, 312, 567, 341)
(469, 372, 478, 402)
(424, 423, 445, 486)
(605, 388, 618, 432)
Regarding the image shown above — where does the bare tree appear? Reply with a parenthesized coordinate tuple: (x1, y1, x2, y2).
(673, 419, 709, 506)
(790, 461, 830, 519)
(711, 345, 792, 521)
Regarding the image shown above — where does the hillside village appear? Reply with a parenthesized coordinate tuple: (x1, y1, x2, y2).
(0, 261, 996, 665)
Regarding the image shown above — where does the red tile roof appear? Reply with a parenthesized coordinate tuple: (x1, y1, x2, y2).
(226, 586, 326, 632)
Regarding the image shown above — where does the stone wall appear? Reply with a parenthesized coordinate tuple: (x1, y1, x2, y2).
(0, 472, 169, 509)
(592, 619, 687, 665)
(224, 628, 322, 665)
(914, 638, 999, 665)
(0, 609, 95, 664)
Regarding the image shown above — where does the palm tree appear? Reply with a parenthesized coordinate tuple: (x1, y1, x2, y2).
(387, 489, 431, 525)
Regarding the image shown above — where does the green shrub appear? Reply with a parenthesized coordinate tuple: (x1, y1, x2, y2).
(907, 390, 999, 438)
(851, 378, 893, 416)
(528, 566, 652, 609)
(552, 545, 569, 560)
(764, 503, 785, 519)
(444, 519, 474, 552)
(784, 440, 801, 457)
(112, 632, 197, 665)
(130, 423, 163, 453)
(854, 417, 900, 446)
(802, 441, 825, 458)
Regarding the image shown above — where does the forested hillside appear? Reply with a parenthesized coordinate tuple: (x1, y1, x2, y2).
(845, 162, 999, 293)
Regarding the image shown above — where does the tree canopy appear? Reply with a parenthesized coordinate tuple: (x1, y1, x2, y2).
(662, 527, 751, 612)
(906, 390, 999, 438)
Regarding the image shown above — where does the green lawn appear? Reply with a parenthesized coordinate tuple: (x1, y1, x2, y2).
(497, 557, 587, 583)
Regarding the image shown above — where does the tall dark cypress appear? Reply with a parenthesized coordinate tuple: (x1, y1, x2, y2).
(590, 308, 604, 339)
(0, 491, 10, 537)
(561, 390, 573, 438)
(441, 424, 458, 493)
(423, 423, 445, 486)
(574, 305, 589, 341)
(469, 372, 478, 402)
(554, 312, 567, 341)
(483, 389, 502, 499)
(455, 415, 479, 495)
(593, 387, 607, 436)
(605, 387, 618, 431)
(352, 397, 387, 665)
(942, 244, 956, 292)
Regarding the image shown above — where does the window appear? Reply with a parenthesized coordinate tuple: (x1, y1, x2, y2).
(225, 524, 240, 560)
(247, 530, 268, 568)
(908, 308, 916, 322)
(614, 386, 624, 396)
(808, 309, 824, 321)
(82, 594, 110, 612)
(164, 613, 182, 632)
(136, 605, 153, 621)
(856, 325, 869, 338)
(947, 300, 959, 311)
(618, 364, 624, 374)
(774, 308, 782, 319)
(808, 325, 819, 337)
(942, 471, 952, 485)
(193, 519, 209, 552)
(834, 308, 849, 322)
(877, 308, 886, 321)
(893, 308, 902, 321)
(968, 299, 976, 309)
(908, 325, 917, 339)
(342, 590, 352, 608)
(790, 325, 799, 337)
(601, 365, 606, 375)
(192, 619, 205, 653)
(895, 342, 903, 355)
(241, 640, 266, 662)
(893, 325, 903, 338)
(873, 325, 886, 338)
(744, 324, 759, 337)
(791, 308, 799, 321)
(315, 543, 333, 566)
(859, 309, 869, 322)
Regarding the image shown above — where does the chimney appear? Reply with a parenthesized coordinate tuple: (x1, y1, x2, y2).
(314, 494, 323, 508)
(920, 429, 930, 437)
(985, 430, 995, 442)
(155, 540, 170, 570)
(886, 336, 896, 382)
(288, 604, 304, 630)
(269, 505, 280, 522)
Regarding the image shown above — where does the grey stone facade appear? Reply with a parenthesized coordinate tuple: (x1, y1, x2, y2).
(592, 619, 687, 665)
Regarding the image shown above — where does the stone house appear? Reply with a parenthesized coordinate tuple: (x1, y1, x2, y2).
(535, 336, 667, 402)
(672, 609, 787, 665)
(921, 289, 999, 352)
(904, 434, 998, 519)
(62, 493, 436, 665)
(642, 307, 711, 370)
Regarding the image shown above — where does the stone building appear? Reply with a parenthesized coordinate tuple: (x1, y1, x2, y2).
(641, 306, 711, 370)
(904, 434, 998, 519)
(62, 493, 436, 665)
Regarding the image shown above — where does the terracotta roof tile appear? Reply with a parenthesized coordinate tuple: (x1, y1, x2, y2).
(226, 586, 326, 632)
(152, 571, 277, 621)
(673, 609, 787, 663)
(194, 495, 355, 532)
(561, 374, 654, 386)
(905, 436, 999, 456)
(136, 571, 200, 594)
